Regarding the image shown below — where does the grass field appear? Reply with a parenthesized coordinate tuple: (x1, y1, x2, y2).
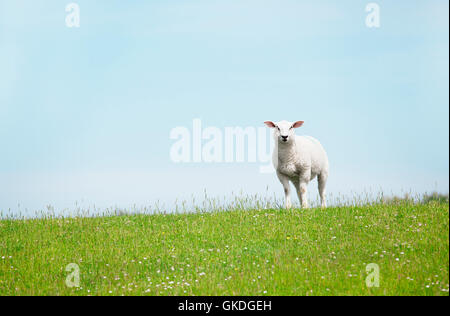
(0, 199, 448, 296)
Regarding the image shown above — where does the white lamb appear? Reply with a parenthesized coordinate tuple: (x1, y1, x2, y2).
(264, 120, 329, 209)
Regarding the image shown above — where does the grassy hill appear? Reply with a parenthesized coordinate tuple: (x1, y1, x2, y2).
(0, 200, 448, 296)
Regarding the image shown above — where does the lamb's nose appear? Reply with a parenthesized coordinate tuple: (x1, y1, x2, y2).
(281, 135, 288, 141)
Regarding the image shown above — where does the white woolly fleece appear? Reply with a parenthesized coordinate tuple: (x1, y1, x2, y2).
(266, 120, 329, 209)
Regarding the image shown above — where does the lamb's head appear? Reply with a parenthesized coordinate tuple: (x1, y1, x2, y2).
(264, 120, 304, 144)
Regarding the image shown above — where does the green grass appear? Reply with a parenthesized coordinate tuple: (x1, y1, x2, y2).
(0, 201, 448, 296)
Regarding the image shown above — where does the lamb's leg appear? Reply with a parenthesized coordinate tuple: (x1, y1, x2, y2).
(318, 172, 328, 208)
(293, 181, 301, 208)
(277, 172, 292, 209)
(298, 181, 309, 209)
(295, 176, 310, 209)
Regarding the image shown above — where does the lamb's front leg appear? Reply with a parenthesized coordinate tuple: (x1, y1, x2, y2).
(295, 179, 309, 209)
(277, 172, 292, 209)
(299, 181, 309, 208)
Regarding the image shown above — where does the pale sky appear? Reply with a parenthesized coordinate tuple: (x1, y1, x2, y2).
(0, 0, 448, 216)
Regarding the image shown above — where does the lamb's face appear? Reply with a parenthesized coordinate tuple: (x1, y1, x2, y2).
(264, 120, 304, 144)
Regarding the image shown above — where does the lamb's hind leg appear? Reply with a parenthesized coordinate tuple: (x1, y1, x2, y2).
(277, 172, 292, 209)
(318, 172, 328, 208)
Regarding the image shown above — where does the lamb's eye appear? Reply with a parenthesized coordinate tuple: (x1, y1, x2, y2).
(277, 127, 280, 131)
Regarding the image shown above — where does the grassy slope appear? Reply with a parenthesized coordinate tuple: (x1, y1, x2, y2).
(0, 202, 448, 296)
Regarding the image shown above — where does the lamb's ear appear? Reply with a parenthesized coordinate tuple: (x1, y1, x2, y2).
(292, 121, 304, 128)
(264, 121, 276, 128)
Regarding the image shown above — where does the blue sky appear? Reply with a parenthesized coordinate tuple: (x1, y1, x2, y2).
(0, 0, 448, 215)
